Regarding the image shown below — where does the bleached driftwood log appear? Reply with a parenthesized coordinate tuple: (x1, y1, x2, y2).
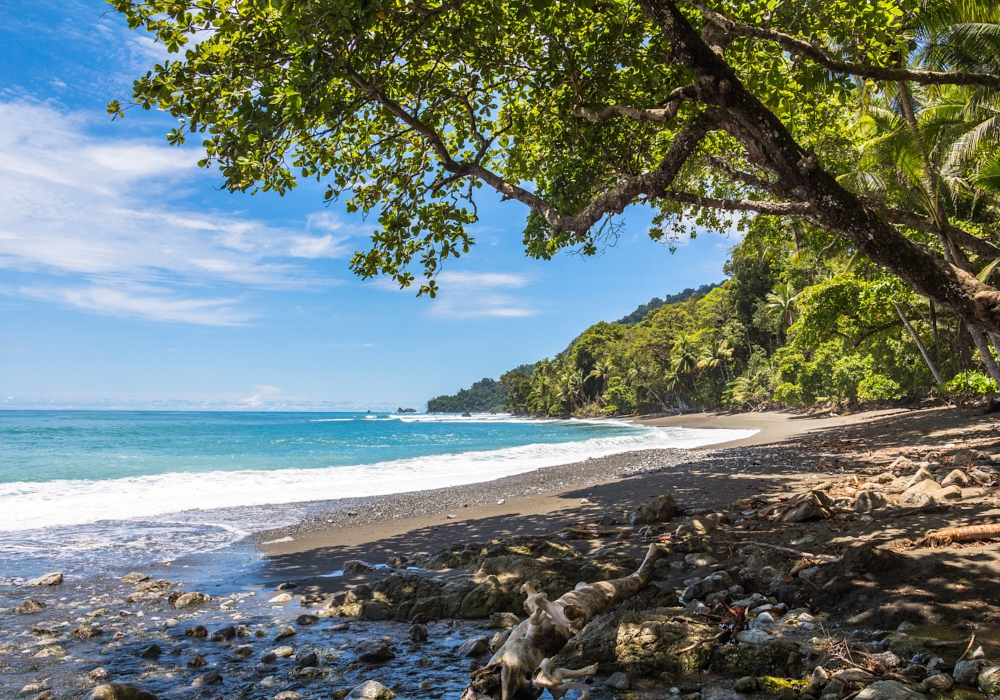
(462, 543, 667, 700)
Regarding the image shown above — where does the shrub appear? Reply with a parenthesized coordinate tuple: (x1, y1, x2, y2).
(857, 373, 903, 402)
(940, 370, 997, 396)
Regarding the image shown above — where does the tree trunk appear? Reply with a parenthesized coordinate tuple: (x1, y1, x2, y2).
(462, 543, 666, 700)
(636, 0, 1000, 336)
(969, 325, 1000, 385)
(894, 303, 943, 385)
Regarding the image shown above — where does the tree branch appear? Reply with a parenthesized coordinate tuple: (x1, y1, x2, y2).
(687, 0, 1000, 90)
(881, 209, 1000, 260)
(573, 84, 700, 123)
(661, 190, 810, 215)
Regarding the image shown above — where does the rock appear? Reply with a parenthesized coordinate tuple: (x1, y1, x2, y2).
(606, 672, 631, 690)
(343, 560, 376, 574)
(275, 693, 302, 700)
(273, 646, 295, 658)
(295, 651, 319, 669)
(782, 501, 830, 523)
(357, 640, 396, 663)
(211, 625, 236, 641)
(831, 669, 874, 684)
(187, 654, 207, 667)
(260, 652, 278, 663)
(953, 659, 987, 686)
(855, 680, 927, 700)
(162, 618, 178, 629)
(185, 625, 208, 638)
(233, 645, 253, 659)
(192, 671, 222, 686)
(685, 552, 719, 567)
(346, 680, 397, 700)
(979, 665, 1000, 694)
(88, 683, 158, 700)
(682, 571, 733, 601)
(276, 582, 297, 590)
(855, 491, 888, 513)
(735, 629, 772, 644)
(73, 624, 102, 639)
(489, 611, 521, 629)
(629, 494, 678, 525)
(937, 484, 963, 499)
(269, 593, 293, 603)
(121, 572, 149, 584)
(135, 579, 172, 593)
(408, 623, 429, 643)
(138, 644, 161, 659)
(90, 668, 110, 680)
(734, 677, 757, 693)
(810, 666, 830, 689)
(456, 636, 490, 657)
(922, 673, 954, 692)
(751, 612, 776, 628)
(490, 629, 511, 652)
(275, 625, 297, 640)
(899, 479, 945, 504)
(173, 591, 210, 608)
(13, 599, 47, 614)
(27, 572, 63, 586)
(940, 469, 970, 487)
(296, 614, 319, 625)
(871, 652, 903, 670)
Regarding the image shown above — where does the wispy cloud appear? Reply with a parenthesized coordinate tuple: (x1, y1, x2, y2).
(0, 100, 361, 324)
(243, 385, 282, 407)
(426, 270, 539, 319)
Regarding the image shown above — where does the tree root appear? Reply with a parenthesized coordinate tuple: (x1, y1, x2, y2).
(462, 543, 667, 700)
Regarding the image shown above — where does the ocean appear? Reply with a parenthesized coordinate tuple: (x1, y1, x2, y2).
(0, 410, 755, 580)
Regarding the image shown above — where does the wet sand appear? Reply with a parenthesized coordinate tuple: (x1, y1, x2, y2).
(258, 408, 907, 595)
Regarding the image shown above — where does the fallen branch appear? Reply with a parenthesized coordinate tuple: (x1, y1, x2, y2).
(919, 523, 1000, 546)
(735, 541, 843, 564)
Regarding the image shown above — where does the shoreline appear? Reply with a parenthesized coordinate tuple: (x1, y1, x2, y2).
(256, 408, 909, 589)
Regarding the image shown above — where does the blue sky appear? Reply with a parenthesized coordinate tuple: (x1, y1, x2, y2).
(0, 0, 734, 410)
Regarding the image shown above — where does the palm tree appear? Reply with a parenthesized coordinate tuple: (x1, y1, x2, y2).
(697, 339, 734, 382)
(588, 358, 614, 403)
(766, 283, 799, 332)
(670, 333, 700, 376)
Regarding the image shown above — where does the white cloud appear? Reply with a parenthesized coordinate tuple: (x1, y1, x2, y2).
(0, 100, 361, 324)
(244, 385, 282, 407)
(425, 271, 538, 319)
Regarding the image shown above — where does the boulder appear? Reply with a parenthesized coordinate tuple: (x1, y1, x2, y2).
(456, 636, 490, 657)
(629, 494, 679, 525)
(173, 591, 210, 608)
(121, 572, 149, 584)
(138, 644, 161, 659)
(275, 625, 297, 640)
(489, 611, 521, 629)
(135, 579, 172, 593)
(88, 683, 158, 700)
(408, 623, 429, 643)
(13, 599, 47, 614)
(922, 673, 953, 692)
(854, 491, 888, 513)
(782, 501, 829, 523)
(682, 571, 733, 602)
(855, 680, 927, 700)
(712, 639, 801, 677)
(347, 681, 396, 700)
(185, 625, 208, 638)
(27, 572, 63, 586)
(192, 671, 222, 686)
(899, 479, 945, 505)
(344, 560, 376, 574)
(605, 672, 631, 690)
(73, 624, 102, 640)
(953, 659, 988, 686)
(357, 641, 396, 663)
(979, 665, 1000, 694)
(211, 625, 236, 642)
(940, 469, 970, 487)
(296, 614, 319, 626)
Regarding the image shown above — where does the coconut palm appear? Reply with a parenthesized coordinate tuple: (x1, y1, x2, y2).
(697, 339, 734, 382)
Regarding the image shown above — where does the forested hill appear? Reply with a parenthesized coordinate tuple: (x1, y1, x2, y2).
(426, 365, 532, 413)
(615, 284, 720, 325)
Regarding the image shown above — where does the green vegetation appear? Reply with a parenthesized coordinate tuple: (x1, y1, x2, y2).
(615, 284, 720, 325)
(427, 367, 531, 412)
(114, 0, 1000, 412)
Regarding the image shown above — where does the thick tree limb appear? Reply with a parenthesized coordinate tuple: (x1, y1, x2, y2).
(636, 0, 1000, 335)
(881, 209, 1000, 259)
(687, 0, 1000, 90)
(573, 83, 700, 123)
(661, 190, 811, 215)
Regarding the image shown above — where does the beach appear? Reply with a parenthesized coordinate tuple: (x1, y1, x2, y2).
(5, 405, 1000, 700)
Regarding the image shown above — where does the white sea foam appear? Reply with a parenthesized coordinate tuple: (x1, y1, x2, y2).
(0, 426, 755, 533)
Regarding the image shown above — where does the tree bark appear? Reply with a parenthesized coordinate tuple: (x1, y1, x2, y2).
(969, 325, 1000, 385)
(894, 303, 943, 385)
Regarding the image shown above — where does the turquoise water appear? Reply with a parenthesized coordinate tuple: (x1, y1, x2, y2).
(0, 410, 755, 580)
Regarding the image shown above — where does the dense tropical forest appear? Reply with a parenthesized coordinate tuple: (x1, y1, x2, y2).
(426, 368, 530, 412)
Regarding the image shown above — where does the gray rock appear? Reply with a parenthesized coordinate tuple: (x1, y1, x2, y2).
(871, 651, 903, 670)
(346, 680, 396, 700)
(855, 680, 927, 700)
(357, 641, 396, 663)
(734, 629, 772, 644)
(276, 582, 298, 590)
(456, 636, 490, 657)
(138, 644, 161, 659)
(211, 625, 236, 641)
(73, 624, 102, 640)
(343, 560, 376, 574)
(605, 672, 630, 690)
(27, 572, 63, 586)
(295, 651, 319, 669)
(121, 572, 149, 584)
(89, 668, 110, 680)
(682, 571, 733, 601)
(684, 553, 719, 567)
(489, 611, 521, 629)
(408, 623, 429, 643)
(629, 494, 678, 525)
(13, 599, 47, 614)
(192, 671, 222, 686)
(810, 666, 830, 689)
(734, 677, 757, 693)
(187, 654, 207, 667)
(979, 665, 1000, 694)
(921, 674, 953, 692)
(173, 591, 210, 608)
(185, 625, 208, 638)
(953, 659, 987, 686)
(275, 625, 297, 640)
(88, 683, 158, 700)
(296, 614, 319, 626)
(751, 612, 776, 629)
(855, 491, 888, 513)
(233, 645, 253, 659)
(940, 469, 970, 487)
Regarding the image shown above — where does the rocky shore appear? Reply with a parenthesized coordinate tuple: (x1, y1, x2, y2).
(4, 407, 1000, 700)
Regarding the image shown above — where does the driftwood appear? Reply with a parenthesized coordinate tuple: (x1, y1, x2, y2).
(532, 659, 597, 700)
(919, 523, 1000, 546)
(736, 540, 843, 564)
(462, 543, 667, 700)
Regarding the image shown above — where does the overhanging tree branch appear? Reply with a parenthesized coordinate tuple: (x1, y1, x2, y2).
(880, 209, 1000, 259)
(573, 83, 700, 123)
(660, 190, 811, 214)
(686, 0, 1000, 90)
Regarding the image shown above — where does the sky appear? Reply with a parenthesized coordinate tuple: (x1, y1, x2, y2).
(0, 0, 735, 411)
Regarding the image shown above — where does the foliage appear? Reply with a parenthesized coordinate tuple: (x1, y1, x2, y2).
(939, 370, 998, 396)
(615, 283, 720, 325)
(426, 377, 509, 413)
